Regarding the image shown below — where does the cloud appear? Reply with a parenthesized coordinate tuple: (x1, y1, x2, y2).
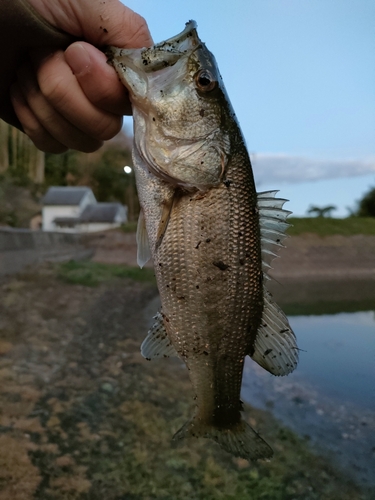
(250, 154, 375, 185)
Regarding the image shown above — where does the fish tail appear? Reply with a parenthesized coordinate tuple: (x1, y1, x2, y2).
(173, 416, 273, 461)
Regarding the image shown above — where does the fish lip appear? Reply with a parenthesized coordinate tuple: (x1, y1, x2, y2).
(107, 20, 200, 73)
(151, 19, 198, 50)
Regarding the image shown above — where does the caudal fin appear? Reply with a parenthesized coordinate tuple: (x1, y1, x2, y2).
(173, 417, 273, 461)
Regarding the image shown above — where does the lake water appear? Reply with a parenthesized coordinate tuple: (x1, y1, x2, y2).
(242, 283, 375, 487)
(289, 311, 375, 409)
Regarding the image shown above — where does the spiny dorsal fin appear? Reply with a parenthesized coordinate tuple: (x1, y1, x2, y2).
(251, 288, 298, 376)
(257, 190, 291, 278)
(141, 311, 178, 360)
(136, 209, 151, 269)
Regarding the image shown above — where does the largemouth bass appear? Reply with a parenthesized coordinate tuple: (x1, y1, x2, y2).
(108, 21, 298, 461)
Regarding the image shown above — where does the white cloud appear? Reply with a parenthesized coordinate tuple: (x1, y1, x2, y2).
(250, 154, 375, 185)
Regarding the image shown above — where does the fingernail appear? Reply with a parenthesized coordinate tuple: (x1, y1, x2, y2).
(65, 43, 91, 77)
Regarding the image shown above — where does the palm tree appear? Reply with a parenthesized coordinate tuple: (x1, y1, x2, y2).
(307, 205, 337, 217)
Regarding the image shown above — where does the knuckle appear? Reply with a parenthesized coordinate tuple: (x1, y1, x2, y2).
(94, 116, 123, 141)
(38, 71, 69, 108)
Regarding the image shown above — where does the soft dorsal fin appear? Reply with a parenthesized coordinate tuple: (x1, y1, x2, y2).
(141, 311, 178, 360)
(136, 209, 151, 269)
(253, 191, 298, 375)
(257, 190, 291, 278)
(251, 288, 298, 376)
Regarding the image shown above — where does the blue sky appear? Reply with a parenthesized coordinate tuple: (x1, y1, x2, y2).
(121, 0, 375, 216)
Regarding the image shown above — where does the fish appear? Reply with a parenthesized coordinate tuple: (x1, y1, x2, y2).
(107, 21, 298, 461)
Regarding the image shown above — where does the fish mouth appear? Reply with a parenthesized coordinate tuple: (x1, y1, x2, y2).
(107, 20, 200, 73)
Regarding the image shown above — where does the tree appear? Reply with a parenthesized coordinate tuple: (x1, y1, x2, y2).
(307, 205, 337, 217)
(356, 186, 375, 217)
(0, 119, 45, 184)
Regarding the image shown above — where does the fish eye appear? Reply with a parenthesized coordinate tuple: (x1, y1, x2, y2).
(195, 69, 217, 92)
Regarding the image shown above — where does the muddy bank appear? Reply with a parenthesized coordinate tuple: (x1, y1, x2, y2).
(271, 233, 375, 280)
(87, 230, 375, 282)
(0, 263, 372, 499)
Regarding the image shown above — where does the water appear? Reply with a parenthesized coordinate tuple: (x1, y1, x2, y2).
(242, 289, 375, 487)
(289, 311, 375, 409)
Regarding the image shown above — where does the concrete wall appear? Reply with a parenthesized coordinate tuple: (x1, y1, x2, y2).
(0, 228, 93, 276)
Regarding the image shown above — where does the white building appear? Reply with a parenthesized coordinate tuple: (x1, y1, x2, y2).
(41, 186, 127, 233)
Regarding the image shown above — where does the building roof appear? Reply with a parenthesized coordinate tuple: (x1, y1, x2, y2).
(79, 203, 125, 223)
(42, 187, 94, 206)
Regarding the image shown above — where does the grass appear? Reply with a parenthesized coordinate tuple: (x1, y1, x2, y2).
(120, 221, 138, 233)
(57, 260, 156, 287)
(287, 217, 375, 236)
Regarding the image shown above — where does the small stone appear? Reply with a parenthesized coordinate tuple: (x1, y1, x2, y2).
(101, 382, 113, 393)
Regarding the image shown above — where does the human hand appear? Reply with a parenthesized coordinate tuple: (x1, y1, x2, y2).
(10, 0, 152, 153)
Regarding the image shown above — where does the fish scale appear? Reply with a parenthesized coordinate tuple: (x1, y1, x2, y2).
(108, 20, 298, 461)
(153, 147, 262, 427)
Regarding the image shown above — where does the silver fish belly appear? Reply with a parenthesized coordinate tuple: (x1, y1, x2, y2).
(108, 21, 298, 461)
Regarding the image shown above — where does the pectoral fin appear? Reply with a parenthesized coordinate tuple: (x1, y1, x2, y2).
(141, 311, 178, 360)
(155, 193, 176, 249)
(136, 209, 151, 268)
(251, 288, 298, 376)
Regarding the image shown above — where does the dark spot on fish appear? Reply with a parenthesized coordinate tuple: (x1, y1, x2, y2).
(165, 317, 170, 322)
(200, 109, 205, 117)
(142, 59, 148, 65)
(177, 296, 185, 300)
(166, 284, 169, 288)
(195, 241, 201, 249)
(196, 285, 199, 289)
(103, 28, 108, 33)
(277, 238, 280, 243)
(201, 161, 204, 164)
(203, 351, 209, 356)
(152, 117, 156, 121)
(223, 179, 232, 188)
(206, 238, 211, 243)
(146, 357, 151, 361)
(213, 261, 229, 271)
(245, 252, 250, 258)
(264, 349, 272, 356)
(238, 231, 243, 236)
(239, 258, 245, 265)
(158, 262, 163, 267)
(280, 328, 289, 333)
